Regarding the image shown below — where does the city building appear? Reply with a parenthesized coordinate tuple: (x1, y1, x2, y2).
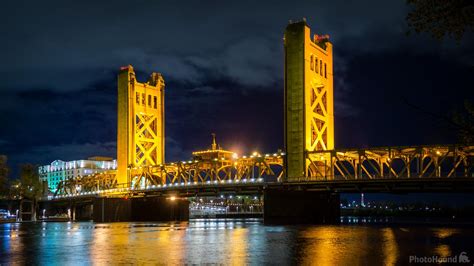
(39, 156, 117, 192)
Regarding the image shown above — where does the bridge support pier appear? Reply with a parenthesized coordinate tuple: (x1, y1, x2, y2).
(93, 196, 189, 222)
(263, 188, 340, 224)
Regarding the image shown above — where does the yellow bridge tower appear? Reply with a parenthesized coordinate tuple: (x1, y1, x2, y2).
(116, 65, 165, 185)
(284, 19, 334, 180)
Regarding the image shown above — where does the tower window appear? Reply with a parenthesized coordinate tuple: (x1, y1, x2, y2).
(141, 93, 145, 106)
(315, 57, 318, 73)
(324, 63, 327, 78)
(153, 96, 157, 109)
(148, 94, 152, 107)
(310, 55, 314, 70)
(136, 92, 140, 104)
(320, 60, 323, 76)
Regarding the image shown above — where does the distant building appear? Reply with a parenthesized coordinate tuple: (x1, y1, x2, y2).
(39, 157, 117, 192)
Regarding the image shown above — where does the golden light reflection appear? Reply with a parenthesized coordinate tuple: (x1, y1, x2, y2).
(226, 228, 248, 265)
(90, 223, 188, 264)
(433, 228, 459, 239)
(435, 244, 451, 258)
(382, 228, 399, 266)
(300, 226, 370, 266)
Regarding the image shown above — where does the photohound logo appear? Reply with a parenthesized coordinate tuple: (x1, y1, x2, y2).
(459, 252, 470, 263)
(409, 252, 470, 264)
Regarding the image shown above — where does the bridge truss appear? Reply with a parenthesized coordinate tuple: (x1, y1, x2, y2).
(306, 145, 473, 181)
(51, 145, 473, 197)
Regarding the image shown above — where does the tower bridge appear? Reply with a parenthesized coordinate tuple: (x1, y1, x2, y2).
(44, 20, 474, 224)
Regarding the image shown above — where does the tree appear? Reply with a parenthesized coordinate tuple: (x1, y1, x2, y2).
(18, 164, 43, 221)
(403, 98, 474, 145)
(453, 101, 474, 145)
(19, 164, 43, 200)
(0, 155, 9, 198)
(406, 0, 474, 41)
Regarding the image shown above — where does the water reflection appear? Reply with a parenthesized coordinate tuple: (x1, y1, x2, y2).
(382, 228, 398, 266)
(1, 219, 473, 265)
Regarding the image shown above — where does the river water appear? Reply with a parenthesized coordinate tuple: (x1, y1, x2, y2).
(1, 218, 473, 265)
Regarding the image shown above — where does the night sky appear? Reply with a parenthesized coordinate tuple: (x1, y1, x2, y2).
(0, 0, 473, 173)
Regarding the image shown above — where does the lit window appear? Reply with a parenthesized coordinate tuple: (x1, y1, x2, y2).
(153, 96, 157, 109)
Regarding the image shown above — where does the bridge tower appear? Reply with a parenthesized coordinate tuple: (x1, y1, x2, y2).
(284, 19, 334, 180)
(117, 65, 165, 185)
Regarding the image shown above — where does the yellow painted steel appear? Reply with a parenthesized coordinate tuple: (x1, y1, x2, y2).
(284, 19, 334, 180)
(116, 65, 165, 184)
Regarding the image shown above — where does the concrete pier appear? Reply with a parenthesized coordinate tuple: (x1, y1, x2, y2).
(263, 188, 340, 224)
(93, 196, 189, 222)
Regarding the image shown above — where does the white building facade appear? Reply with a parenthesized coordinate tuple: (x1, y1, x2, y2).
(39, 156, 117, 192)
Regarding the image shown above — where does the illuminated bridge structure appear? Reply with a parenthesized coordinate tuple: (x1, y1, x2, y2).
(53, 145, 474, 198)
(44, 20, 474, 224)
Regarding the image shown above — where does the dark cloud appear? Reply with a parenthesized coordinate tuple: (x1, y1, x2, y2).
(0, 0, 473, 174)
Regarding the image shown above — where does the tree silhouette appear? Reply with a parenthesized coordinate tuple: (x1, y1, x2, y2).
(406, 0, 474, 41)
(0, 155, 9, 198)
(453, 101, 474, 145)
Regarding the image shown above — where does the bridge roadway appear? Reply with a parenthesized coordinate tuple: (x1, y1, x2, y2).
(45, 176, 474, 202)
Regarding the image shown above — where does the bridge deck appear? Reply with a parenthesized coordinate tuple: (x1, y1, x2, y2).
(45, 177, 474, 202)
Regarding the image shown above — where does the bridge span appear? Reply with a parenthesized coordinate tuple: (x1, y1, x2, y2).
(52, 144, 473, 197)
(45, 144, 473, 223)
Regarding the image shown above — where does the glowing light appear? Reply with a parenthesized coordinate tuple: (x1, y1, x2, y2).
(232, 153, 238, 159)
(169, 196, 176, 201)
